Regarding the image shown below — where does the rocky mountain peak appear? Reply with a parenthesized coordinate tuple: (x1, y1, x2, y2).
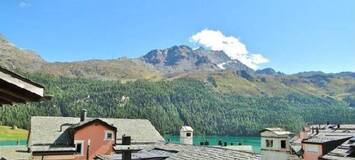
(142, 45, 253, 75)
(143, 45, 195, 65)
(0, 35, 45, 71)
(256, 68, 285, 76)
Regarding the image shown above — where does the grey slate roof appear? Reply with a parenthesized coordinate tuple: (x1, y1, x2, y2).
(322, 138, 355, 160)
(302, 135, 352, 144)
(0, 146, 31, 160)
(30, 145, 76, 152)
(302, 129, 355, 144)
(29, 116, 165, 151)
(260, 128, 292, 136)
(99, 143, 260, 160)
(154, 143, 260, 160)
(97, 150, 169, 160)
(309, 124, 355, 131)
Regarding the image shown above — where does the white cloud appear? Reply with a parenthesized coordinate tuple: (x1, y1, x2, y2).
(19, 0, 31, 8)
(190, 29, 269, 69)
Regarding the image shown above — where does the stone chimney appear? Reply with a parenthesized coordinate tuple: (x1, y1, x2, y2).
(80, 109, 87, 122)
(180, 126, 193, 145)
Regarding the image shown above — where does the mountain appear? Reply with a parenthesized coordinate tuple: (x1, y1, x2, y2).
(0, 34, 355, 135)
(256, 68, 285, 76)
(0, 35, 354, 101)
(0, 34, 45, 71)
(0, 35, 252, 80)
(141, 45, 253, 77)
(0, 35, 161, 81)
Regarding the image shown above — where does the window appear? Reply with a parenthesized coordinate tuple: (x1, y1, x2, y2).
(105, 130, 114, 140)
(76, 143, 82, 153)
(74, 140, 84, 155)
(186, 133, 191, 137)
(281, 140, 286, 149)
(266, 139, 273, 148)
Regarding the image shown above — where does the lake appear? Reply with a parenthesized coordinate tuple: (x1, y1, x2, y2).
(164, 135, 261, 152)
(0, 140, 27, 146)
(0, 136, 261, 153)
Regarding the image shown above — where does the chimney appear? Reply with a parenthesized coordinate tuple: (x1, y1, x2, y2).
(122, 135, 132, 160)
(122, 135, 131, 145)
(180, 126, 193, 145)
(80, 109, 87, 122)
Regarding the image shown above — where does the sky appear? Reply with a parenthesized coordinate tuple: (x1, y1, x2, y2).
(0, 0, 354, 73)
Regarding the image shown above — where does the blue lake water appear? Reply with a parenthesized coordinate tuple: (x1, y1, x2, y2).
(0, 136, 261, 153)
(164, 135, 261, 152)
(0, 140, 27, 146)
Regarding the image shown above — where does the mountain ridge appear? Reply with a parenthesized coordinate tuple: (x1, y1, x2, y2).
(0, 35, 354, 106)
(1, 35, 355, 135)
(1, 35, 352, 77)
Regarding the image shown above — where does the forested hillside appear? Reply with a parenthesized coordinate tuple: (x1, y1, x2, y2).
(1, 73, 354, 136)
(1, 34, 354, 136)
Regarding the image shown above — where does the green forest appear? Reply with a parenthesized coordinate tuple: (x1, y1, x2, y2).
(0, 73, 354, 136)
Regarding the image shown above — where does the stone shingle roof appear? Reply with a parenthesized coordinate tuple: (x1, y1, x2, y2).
(99, 143, 260, 160)
(0, 146, 30, 160)
(97, 150, 169, 160)
(322, 138, 355, 160)
(302, 129, 355, 144)
(30, 145, 76, 152)
(28, 116, 165, 151)
(302, 135, 352, 144)
(154, 143, 259, 160)
(309, 124, 355, 130)
(260, 128, 292, 135)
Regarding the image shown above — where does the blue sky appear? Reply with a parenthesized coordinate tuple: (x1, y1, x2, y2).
(0, 0, 354, 73)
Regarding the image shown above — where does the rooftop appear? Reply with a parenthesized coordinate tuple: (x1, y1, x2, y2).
(0, 67, 46, 105)
(180, 126, 193, 132)
(0, 146, 30, 160)
(29, 116, 165, 152)
(302, 124, 355, 144)
(260, 128, 292, 136)
(98, 143, 260, 160)
(302, 135, 352, 144)
(322, 137, 355, 160)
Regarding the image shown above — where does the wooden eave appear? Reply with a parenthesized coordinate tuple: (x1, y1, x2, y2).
(0, 67, 45, 105)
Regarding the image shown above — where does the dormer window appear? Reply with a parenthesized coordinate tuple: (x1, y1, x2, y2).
(105, 130, 114, 140)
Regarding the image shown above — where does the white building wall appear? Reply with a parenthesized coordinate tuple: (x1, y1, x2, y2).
(260, 131, 290, 160)
(260, 137, 290, 151)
